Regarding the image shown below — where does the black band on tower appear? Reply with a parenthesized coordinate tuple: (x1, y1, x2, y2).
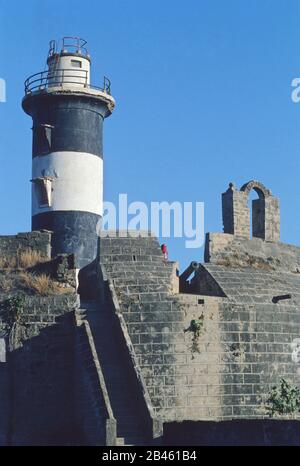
(32, 211, 100, 268)
(28, 95, 106, 158)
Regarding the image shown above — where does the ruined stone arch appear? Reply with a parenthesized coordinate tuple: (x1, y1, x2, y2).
(240, 180, 272, 199)
(222, 180, 280, 242)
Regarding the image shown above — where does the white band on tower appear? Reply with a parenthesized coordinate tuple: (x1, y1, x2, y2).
(32, 151, 103, 216)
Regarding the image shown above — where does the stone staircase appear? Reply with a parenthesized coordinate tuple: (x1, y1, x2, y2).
(98, 235, 185, 423)
(78, 235, 179, 445)
(100, 236, 176, 301)
(79, 300, 150, 446)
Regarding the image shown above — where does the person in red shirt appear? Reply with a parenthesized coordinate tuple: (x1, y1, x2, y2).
(161, 243, 168, 260)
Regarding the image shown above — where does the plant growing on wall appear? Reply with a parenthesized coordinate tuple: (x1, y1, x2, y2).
(185, 313, 204, 358)
(266, 378, 300, 417)
(0, 295, 28, 350)
(229, 342, 245, 359)
(4, 295, 25, 325)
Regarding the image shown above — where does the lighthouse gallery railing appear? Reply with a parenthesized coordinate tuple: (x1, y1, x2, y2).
(24, 69, 111, 95)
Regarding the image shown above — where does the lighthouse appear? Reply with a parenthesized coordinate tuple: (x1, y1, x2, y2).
(22, 37, 115, 267)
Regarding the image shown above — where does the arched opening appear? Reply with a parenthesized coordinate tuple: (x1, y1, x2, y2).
(241, 181, 269, 240)
(222, 180, 279, 242)
(247, 189, 265, 239)
(248, 190, 258, 239)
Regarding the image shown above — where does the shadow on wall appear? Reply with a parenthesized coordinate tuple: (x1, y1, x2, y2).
(163, 420, 300, 446)
(77, 258, 98, 300)
(6, 312, 84, 446)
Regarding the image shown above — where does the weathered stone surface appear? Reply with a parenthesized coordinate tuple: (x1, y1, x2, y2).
(222, 181, 280, 241)
(1, 180, 300, 445)
(205, 232, 300, 271)
(100, 235, 225, 422)
(99, 196, 300, 433)
(0, 231, 52, 261)
(4, 294, 79, 445)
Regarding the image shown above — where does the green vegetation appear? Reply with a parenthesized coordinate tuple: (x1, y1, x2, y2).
(266, 378, 300, 417)
(186, 314, 204, 357)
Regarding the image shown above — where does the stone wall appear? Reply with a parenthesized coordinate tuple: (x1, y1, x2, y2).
(100, 233, 300, 431)
(0, 210, 299, 445)
(99, 235, 227, 422)
(0, 229, 120, 446)
(163, 420, 300, 445)
(75, 318, 116, 446)
(0, 338, 9, 445)
(104, 278, 164, 439)
(31, 253, 76, 288)
(205, 232, 300, 271)
(187, 264, 300, 420)
(216, 299, 300, 420)
(252, 197, 280, 241)
(222, 184, 250, 237)
(0, 231, 52, 262)
(222, 181, 280, 242)
(1, 294, 78, 445)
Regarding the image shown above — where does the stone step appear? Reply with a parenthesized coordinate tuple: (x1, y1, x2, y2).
(100, 237, 160, 246)
(105, 265, 172, 272)
(116, 292, 172, 304)
(101, 256, 164, 264)
(100, 247, 163, 255)
(84, 300, 149, 444)
(103, 263, 173, 270)
(112, 278, 168, 286)
(109, 276, 172, 284)
(101, 255, 163, 263)
(120, 270, 173, 275)
(114, 284, 171, 293)
(116, 437, 125, 446)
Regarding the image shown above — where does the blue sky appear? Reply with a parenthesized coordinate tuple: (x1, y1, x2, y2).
(1, 0, 300, 270)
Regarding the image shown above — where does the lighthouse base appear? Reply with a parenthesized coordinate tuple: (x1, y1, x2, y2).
(32, 211, 100, 268)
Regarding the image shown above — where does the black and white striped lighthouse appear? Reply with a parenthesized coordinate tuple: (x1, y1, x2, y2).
(22, 37, 115, 267)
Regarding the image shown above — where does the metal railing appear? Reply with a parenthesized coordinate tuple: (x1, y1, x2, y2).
(24, 68, 111, 95)
(48, 37, 89, 58)
(62, 36, 89, 56)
